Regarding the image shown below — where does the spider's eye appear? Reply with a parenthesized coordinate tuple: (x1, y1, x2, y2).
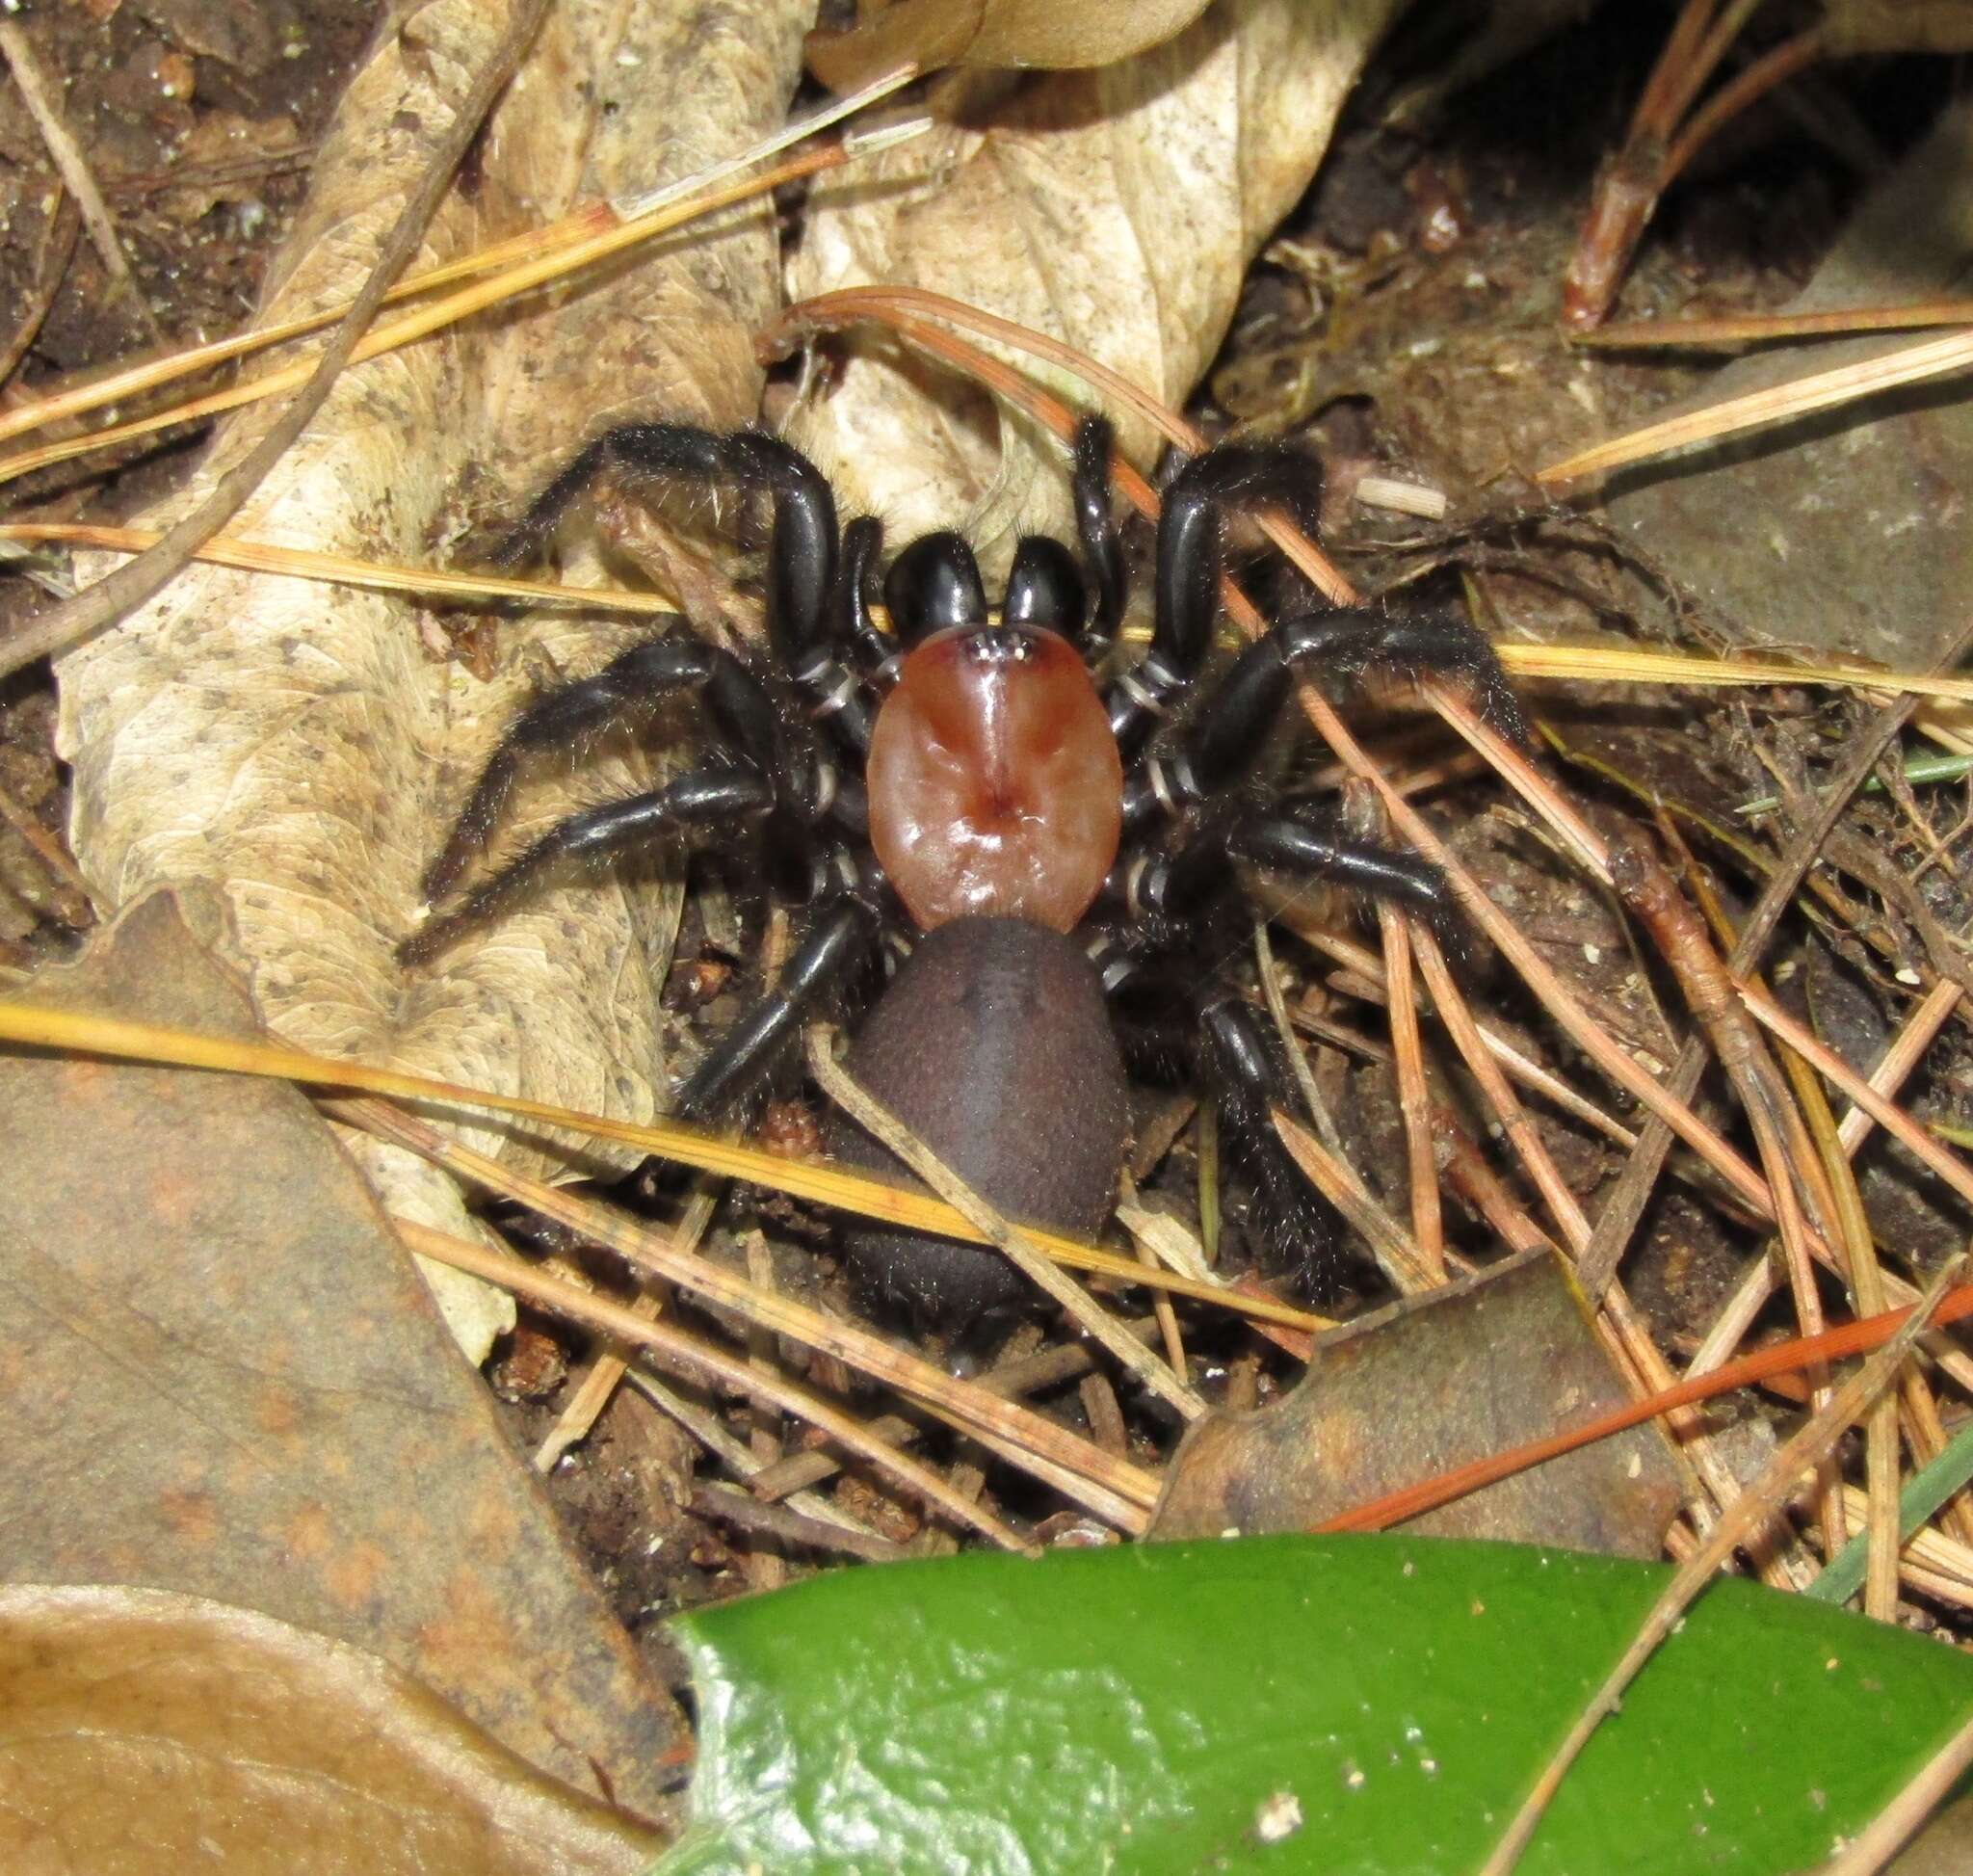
(885, 531, 986, 643)
(1004, 536, 1086, 634)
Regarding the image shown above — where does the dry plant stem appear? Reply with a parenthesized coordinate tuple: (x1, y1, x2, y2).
(0, 521, 683, 617)
(0, 20, 161, 348)
(691, 1483, 904, 1566)
(1378, 907, 1443, 1276)
(1272, 1115, 1438, 1296)
(0, 65, 918, 450)
(1738, 983, 1973, 1215)
(0, 998, 1327, 1336)
(1579, 300, 1973, 349)
(0, 0, 555, 684)
(0, 196, 79, 390)
(395, 1218, 1037, 1554)
(1816, 1710, 1973, 1876)
(805, 1026, 1206, 1421)
(1838, 980, 1962, 1157)
(0, 142, 841, 497)
(1412, 925, 1743, 1554)
(1295, 925, 1636, 1149)
(353, 1099, 1159, 1528)
(1475, 1259, 1962, 1876)
(1613, 841, 1844, 1550)
(745, 1319, 1161, 1505)
(0, 779, 95, 925)
(1575, 684, 1924, 1302)
(618, 1366, 880, 1545)
(1660, 28, 1825, 186)
(534, 1177, 719, 1472)
(1538, 327, 1973, 487)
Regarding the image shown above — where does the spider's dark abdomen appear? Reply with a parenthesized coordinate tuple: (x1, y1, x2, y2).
(825, 915, 1128, 1322)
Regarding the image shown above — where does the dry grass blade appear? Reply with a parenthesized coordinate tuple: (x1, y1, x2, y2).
(0, 66, 924, 461)
(806, 1028, 1207, 1420)
(1575, 300, 1973, 349)
(1376, 904, 1444, 1277)
(352, 1100, 1160, 1530)
(1538, 328, 1973, 486)
(0, 998, 1327, 1336)
(1501, 641, 1973, 705)
(0, 522, 681, 616)
(397, 1218, 1033, 1553)
(1475, 1256, 1964, 1876)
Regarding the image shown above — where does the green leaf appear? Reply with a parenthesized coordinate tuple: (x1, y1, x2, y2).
(664, 1535, 1972, 1874)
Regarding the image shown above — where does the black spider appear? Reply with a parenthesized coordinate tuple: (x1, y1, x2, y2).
(400, 417, 1527, 1326)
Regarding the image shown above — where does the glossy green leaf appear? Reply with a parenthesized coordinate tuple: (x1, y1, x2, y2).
(664, 1535, 1972, 1874)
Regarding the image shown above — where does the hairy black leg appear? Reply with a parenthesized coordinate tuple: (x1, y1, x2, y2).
(1100, 953, 1341, 1290)
(1105, 441, 1326, 753)
(831, 515, 894, 677)
(1102, 808, 1455, 952)
(483, 423, 881, 745)
(399, 769, 773, 965)
(1124, 606, 1528, 832)
(1196, 992, 1340, 1291)
(420, 635, 790, 905)
(673, 891, 881, 1122)
(1071, 416, 1126, 647)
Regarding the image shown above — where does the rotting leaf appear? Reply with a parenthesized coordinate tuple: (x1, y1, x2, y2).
(1604, 103, 1973, 673)
(786, 0, 1408, 575)
(1825, 0, 1973, 54)
(1150, 1252, 1683, 1552)
(0, 888, 686, 1820)
(805, 0, 1215, 91)
(54, 0, 812, 1359)
(0, 1583, 664, 1876)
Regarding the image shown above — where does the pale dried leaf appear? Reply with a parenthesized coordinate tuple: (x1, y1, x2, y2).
(806, 0, 1215, 90)
(786, 0, 1408, 575)
(0, 1583, 664, 1876)
(1826, 0, 1973, 54)
(55, 1, 810, 1354)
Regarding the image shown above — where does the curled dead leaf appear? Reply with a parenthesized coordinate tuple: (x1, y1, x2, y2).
(0, 1583, 664, 1876)
(806, 0, 1217, 90)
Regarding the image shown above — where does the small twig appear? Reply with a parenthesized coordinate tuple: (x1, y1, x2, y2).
(534, 1177, 718, 1471)
(806, 1026, 1207, 1421)
(0, 190, 79, 389)
(0, 20, 163, 348)
(0, 0, 556, 682)
(1377, 904, 1444, 1278)
(1476, 1256, 1964, 1876)
(689, 1483, 904, 1566)
(397, 1219, 1036, 1554)
(355, 1100, 1159, 1528)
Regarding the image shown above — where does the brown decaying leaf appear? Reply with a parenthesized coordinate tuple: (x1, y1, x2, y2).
(806, 0, 1215, 90)
(0, 1583, 662, 1876)
(54, 0, 811, 1359)
(0, 891, 685, 1819)
(1150, 1253, 1684, 1553)
(787, 0, 1407, 572)
(1824, 0, 1973, 54)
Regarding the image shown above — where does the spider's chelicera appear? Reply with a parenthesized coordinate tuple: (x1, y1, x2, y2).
(400, 418, 1528, 1327)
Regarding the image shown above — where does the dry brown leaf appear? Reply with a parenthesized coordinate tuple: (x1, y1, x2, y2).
(786, 0, 1408, 575)
(55, 0, 811, 1358)
(0, 1582, 664, 1875)
(1149, 1253, 1683, 1551)
(1, 889, 687, 1819)
(1825, 0, 1973, 53)
(806, 0, 1215, 90)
